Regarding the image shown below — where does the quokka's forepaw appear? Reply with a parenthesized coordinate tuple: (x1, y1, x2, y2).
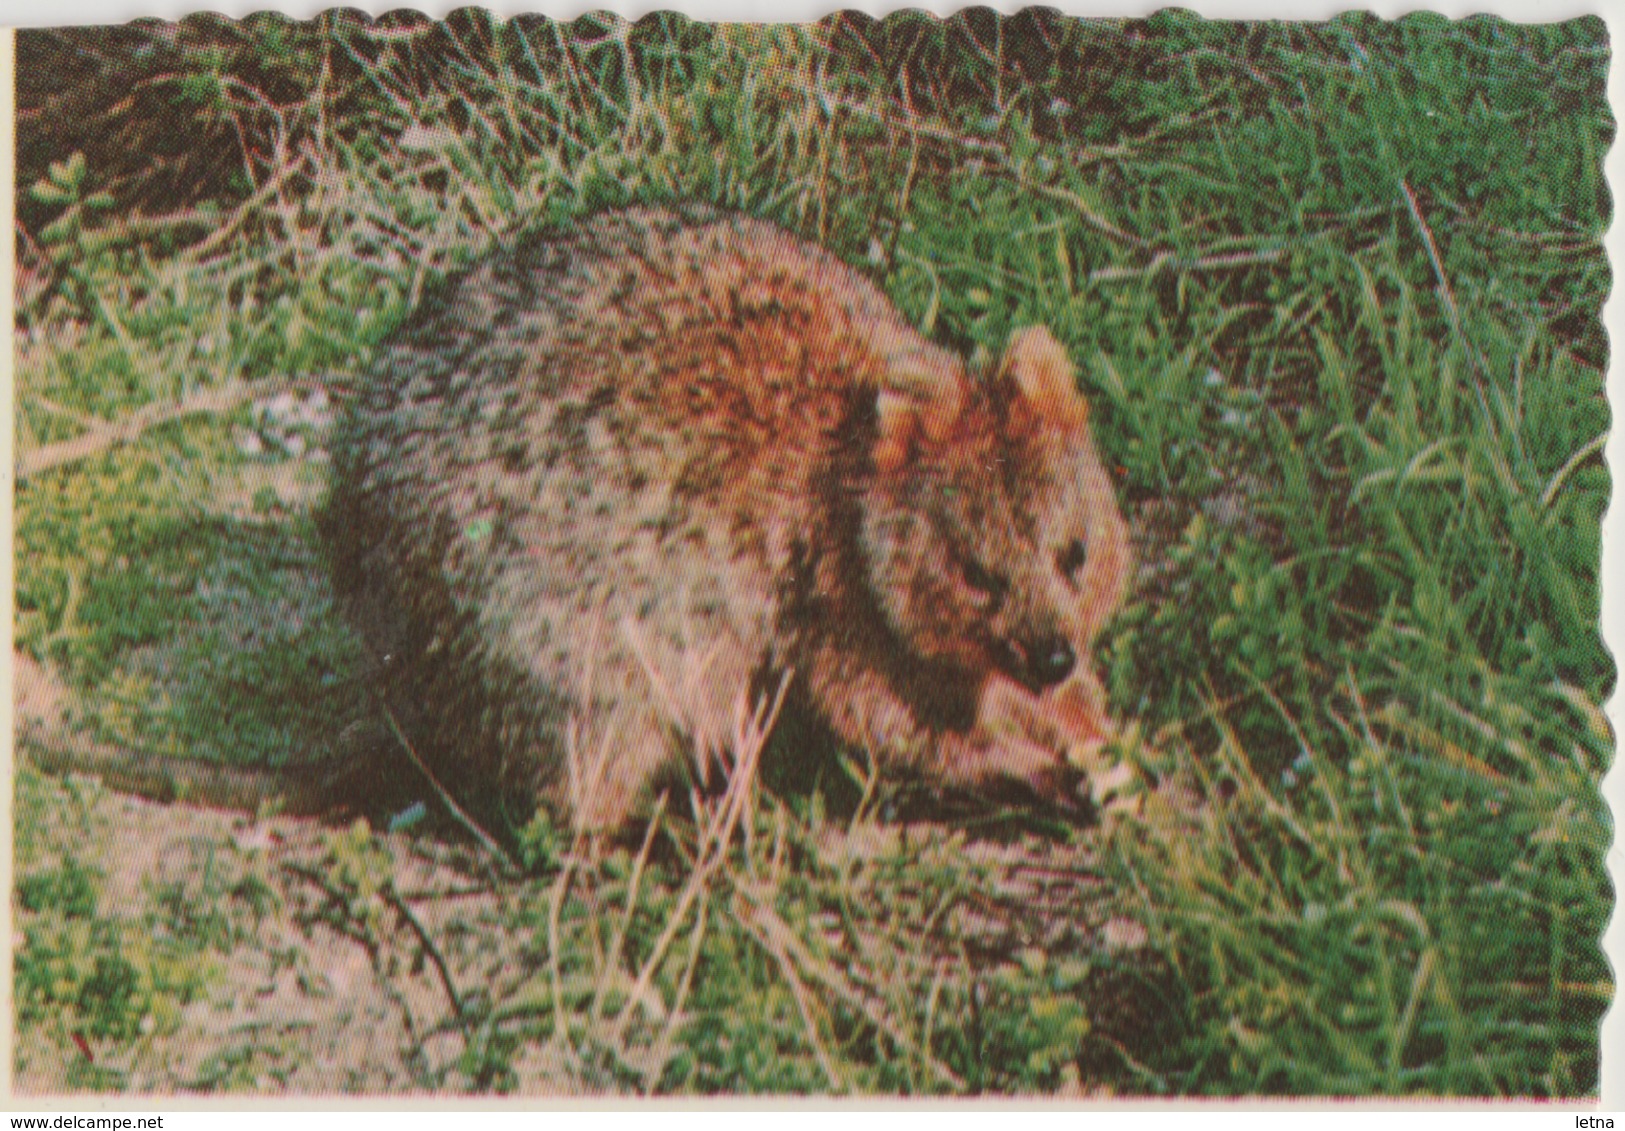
(947, 731, 1091, 817)
(1064, 721, 1147, 819)
(1086, 761, 1143, 818)
(1026, 759, 1143, 821)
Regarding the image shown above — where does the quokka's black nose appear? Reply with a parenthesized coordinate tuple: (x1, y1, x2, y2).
(1028, 637, 1076, 688)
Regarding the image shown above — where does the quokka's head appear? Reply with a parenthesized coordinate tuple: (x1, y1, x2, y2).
(860, 326, 1131, 702)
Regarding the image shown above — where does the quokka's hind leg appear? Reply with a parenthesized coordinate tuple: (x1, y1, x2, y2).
(561, 620, 767, 832)
(553, 703, 677, 834)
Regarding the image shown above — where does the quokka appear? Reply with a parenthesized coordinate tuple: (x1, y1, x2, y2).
(323, 203, 1132, 833)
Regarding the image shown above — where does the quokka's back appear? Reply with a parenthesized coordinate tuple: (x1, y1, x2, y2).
(325, 203, 1131, 834)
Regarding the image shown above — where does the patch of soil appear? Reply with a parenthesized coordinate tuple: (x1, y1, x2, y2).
(14, 780, 509, 1095)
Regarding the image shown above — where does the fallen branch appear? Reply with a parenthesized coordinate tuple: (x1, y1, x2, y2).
(384, 885, 467, 1021)
(1087, 246, 1286, 284)
(18, 379, 254, 482)
(377, 699, 519, 876)
(178, 151, 313, 266)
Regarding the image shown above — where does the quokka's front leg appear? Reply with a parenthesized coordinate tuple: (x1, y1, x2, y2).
(929, 728, 1083, 805)
(934, 672, 1127, 808)
(807, 654, 1092, 809)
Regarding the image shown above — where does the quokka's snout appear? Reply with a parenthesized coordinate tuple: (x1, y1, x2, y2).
(324, 203, 1132, 833)
(993, 634, 1077, 692)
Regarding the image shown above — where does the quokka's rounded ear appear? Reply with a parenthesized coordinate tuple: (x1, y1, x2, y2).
(999, 326, 1089, 431)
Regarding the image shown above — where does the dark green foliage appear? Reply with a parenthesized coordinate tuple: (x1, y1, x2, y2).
(18, 861, 99, 919)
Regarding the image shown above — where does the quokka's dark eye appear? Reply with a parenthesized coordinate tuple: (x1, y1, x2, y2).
(1057, 537, 1089, 578)
(959, 558, 1007, 611)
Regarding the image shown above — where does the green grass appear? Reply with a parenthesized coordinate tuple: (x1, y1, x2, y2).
(14, 10, 1612, 1096)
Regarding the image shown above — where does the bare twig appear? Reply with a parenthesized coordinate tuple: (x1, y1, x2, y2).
(544, 851, 585, 1081)
(21, 391, 93, 428)
(589, 795, 668, 1021)
(178, 151, 313, 265)
(1087, 246, 1286, 284)
(18, 380, 254, 482)
(1400, 179, 1462, 338)
(383, 885, 467, 1021)
(376, 700, 518, 874)
(281, 862, 382, 950)
(281, 862, 428, 1055)
(639, 898, 709, 1095)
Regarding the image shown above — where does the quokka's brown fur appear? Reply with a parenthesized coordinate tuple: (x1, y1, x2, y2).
(323, 203, 1131, 832)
